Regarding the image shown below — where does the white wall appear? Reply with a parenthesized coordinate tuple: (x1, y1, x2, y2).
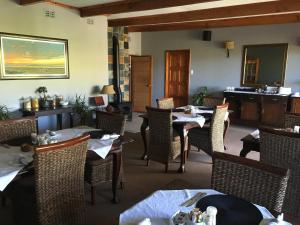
(141, 23, 300, 104)
(129, 32, 142, 55)
(0, 0, 108, 110)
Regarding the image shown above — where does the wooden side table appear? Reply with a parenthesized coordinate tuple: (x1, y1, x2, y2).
(21, 107, 74, 133)
(240, 134, 260, 157)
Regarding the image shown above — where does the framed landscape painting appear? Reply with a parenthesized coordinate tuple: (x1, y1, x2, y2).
(0, 33, 69, 80)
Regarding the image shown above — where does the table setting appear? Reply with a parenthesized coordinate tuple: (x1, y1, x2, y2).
(119, 189, 291, 225)
(0, 127, 121, 192)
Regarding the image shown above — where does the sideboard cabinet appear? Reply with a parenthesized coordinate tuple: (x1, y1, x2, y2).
(291, 97, 300, 113)
(224, 91, 289, 127)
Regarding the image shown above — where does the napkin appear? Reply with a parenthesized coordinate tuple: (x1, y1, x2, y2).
(250, 129, 260, 139)
(88, 134, 120, 159)
(101, 134, 120, 140)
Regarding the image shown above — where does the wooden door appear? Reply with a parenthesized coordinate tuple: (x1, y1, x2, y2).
(131, 55, 152, 112)
(165, 50, 190, 107)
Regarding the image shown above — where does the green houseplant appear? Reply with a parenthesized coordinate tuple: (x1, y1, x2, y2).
(73, 94, 89, 125)
(0, 104, 9, 120)
(192, 86, 208, 106)
(35, 86, 49, 108)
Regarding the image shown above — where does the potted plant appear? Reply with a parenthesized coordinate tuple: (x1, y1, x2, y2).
(35, 86, 49, 108)
(73, 94, 89, 125)
(192, 86, 208, 106)
(0, 104, 9, 120)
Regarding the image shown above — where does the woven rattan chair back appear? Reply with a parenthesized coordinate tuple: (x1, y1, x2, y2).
(156, 97, 174, 109)
(260, 127, 300, 217)
(284, 113, 300, 128)
(203, 96, 226, 108)
(34, 134, 90, 225)
(0, 117, 36, 142)
(146, 107, 173, 164)
(210, 103, 228, 153)
(212, 152, 289, 214)
(96, 111, 126, 135)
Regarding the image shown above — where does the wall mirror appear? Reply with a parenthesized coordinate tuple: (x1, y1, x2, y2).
(241, 43, 288, 87)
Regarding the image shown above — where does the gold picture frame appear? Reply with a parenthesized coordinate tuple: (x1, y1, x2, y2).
(0, 33, 70, 80)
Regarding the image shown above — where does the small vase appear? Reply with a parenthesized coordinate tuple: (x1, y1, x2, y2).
(41, 100, 50, 109)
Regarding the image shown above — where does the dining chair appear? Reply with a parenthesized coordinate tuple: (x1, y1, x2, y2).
(212, 152, 289, 215)
(85, 111, 126, 205)
(156, 97, 174, 109)
(260, 127, 300, 217)
(187, 103, 229, 157)
(8, 134, 90, 225)
(0, 116, 36, 206)
(284, 113, 300, 128)
(0, 116, 36, 142)
(146, 106, 182, 172)
(203, 96, 226, 108)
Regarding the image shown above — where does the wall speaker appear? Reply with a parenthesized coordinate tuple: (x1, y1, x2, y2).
(202, 30, 212, 41)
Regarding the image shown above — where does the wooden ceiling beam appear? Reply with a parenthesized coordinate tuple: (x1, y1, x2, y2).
(128, 13, 300, 32)
(80, 0, 220, 17)
(19, 0, 44, 5)
(109, 0, 300, 27)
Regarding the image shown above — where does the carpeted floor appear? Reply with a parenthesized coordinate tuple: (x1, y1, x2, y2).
(1, 121, 299, 225)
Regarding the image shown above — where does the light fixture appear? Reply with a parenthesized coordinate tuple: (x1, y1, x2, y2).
(224, 41, 235, 58)
(101, 85, 115, 103)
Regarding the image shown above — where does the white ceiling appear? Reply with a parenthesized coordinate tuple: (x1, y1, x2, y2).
(54, 0, 279, 19)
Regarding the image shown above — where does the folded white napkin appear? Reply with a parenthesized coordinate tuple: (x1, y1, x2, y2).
(137, 218, 151, 225)
(250, 129, 260, 139)
(101, 134, 120, 140)
(88, 134, 120, 159)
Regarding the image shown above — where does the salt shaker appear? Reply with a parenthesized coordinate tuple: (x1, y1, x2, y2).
(205, 206, 217, 225)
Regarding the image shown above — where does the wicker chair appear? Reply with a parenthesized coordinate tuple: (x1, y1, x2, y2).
(203, 96, 226, 108)
(284, 113, 300, 128)
(9, 134, 90, 225)
(156, 97, 175, 109)
(188, 103, 228, 157)
(260, 127, 300, 217)
(0, 117, 36, 206)
(0, 117, 36, 143)
(212, 152, 289, 215)
(146, 106, 182, 172)
(85, 111, 126, 205)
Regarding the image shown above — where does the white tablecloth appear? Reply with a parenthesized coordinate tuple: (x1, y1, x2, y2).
(176, 106, 229, 121)
(0, 146, 33, 191)
(173, 112, 206, 128)
(119, 189, 274, 225)
(55, 128, 119, 159)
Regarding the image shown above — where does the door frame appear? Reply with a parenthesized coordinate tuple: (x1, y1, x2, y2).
(164, 49, 191, 104)
(130, 55, 153, 112)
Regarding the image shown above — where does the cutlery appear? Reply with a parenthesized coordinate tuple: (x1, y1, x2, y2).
(181, 192, 207, 207)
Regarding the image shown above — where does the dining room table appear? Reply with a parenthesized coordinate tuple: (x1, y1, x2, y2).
(139, 106, 230, 173)
(0, 127, 133, 203)
(119, 189, 276, 225)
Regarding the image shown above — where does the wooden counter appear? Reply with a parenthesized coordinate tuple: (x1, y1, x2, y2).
(224, 91, 289, 127)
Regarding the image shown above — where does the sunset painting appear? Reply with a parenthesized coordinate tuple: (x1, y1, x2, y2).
(0, 34, 69, 79)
